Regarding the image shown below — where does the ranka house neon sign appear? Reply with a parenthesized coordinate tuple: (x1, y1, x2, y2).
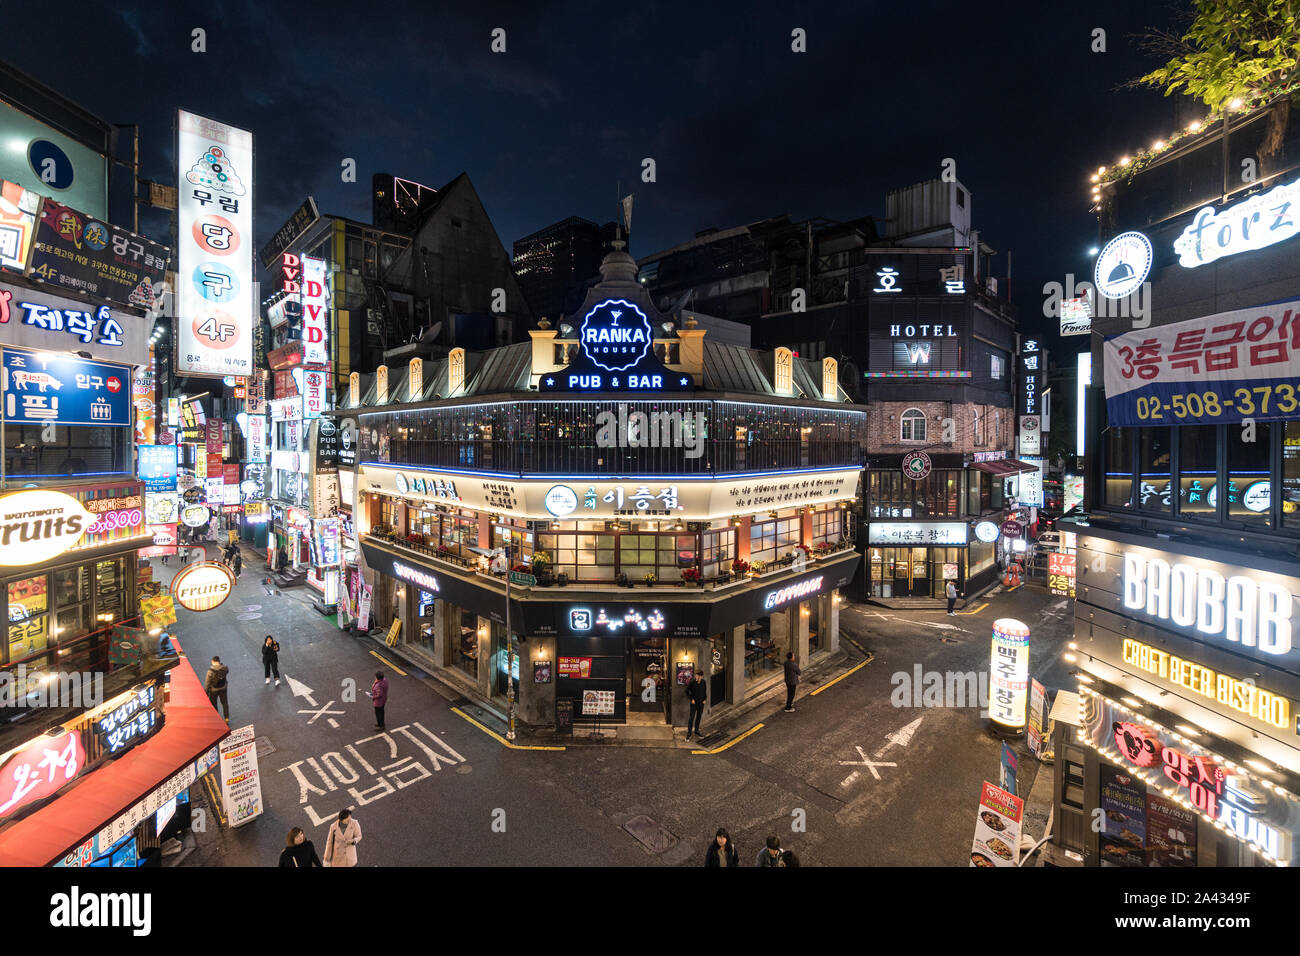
(1175, 174, 1300, 268)
(540, 297, 692, 393)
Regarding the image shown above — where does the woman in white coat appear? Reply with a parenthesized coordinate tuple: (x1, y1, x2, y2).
(323, 809, 362, 867)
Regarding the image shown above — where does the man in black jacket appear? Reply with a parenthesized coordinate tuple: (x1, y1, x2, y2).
(685, 671, 707, 740)
(783, 652, 801, 712)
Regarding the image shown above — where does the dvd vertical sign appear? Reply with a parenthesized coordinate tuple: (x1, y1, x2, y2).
(176, 110, 254, 377)
(302, 255, 329, 366)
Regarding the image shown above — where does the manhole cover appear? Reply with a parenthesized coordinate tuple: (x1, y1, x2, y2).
(243, 605, 262, 611)
(237, 613, 263, 621)
(255, 736, 275, 755)
(623, 814, 678, 854)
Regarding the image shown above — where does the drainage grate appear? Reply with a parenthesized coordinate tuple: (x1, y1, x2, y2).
(255, 736, 275, 755)
(623, 814, 678, 854)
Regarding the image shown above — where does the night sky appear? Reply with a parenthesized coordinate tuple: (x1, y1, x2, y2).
(3, 0, 1185, 346)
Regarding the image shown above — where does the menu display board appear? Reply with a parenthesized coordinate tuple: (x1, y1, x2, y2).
(969, 780, 1023, 868)
(1099, 763, 1147, 867)
(218, 724, 263, 828)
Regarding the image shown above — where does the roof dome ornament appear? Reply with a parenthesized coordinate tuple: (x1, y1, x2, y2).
(599, 239, 639, 284)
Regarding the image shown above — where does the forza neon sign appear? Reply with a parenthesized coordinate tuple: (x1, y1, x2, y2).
(1122, 553, 1291, 655)
(1175, 174, 1300, 268)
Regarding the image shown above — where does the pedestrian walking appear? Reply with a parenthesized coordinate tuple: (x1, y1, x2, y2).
(180, 546, 190, 566)
(704, 827, 739, 867)
(756, 835, 783, 866)
(204, 655, 230, 720)
(946, 579, 958, 616)
(323, 809, 362, 867)
(279, 827, 322, 868)
(262, 636, 281, 686)
(783, 652, 801, 712)
(685, 670, 707, 740)
(232, 550, 243, 579)
(780, 850, 800, 867)
(368, 671, 389, 728)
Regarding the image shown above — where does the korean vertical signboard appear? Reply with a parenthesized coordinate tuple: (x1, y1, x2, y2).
(176, 110, 254, 377)
(301, 254, 329, 366)
(1018, 338, 1045, 458)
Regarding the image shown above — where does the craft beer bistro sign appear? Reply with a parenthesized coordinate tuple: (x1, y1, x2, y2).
(171, 561, 236, 612)
(540, 298, 692, 393)
(0, 490, 95, 565)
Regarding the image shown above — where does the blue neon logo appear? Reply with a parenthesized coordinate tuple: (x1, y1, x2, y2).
(580, 298, 652, 373)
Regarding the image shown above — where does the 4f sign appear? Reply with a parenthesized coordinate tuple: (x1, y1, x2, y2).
(1094, 231, 1152, 299)
(1176, 174, 1300, 268)
(0, 490, 94, 565)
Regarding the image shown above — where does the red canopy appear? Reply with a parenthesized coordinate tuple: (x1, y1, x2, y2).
(0, 637, 230, 866)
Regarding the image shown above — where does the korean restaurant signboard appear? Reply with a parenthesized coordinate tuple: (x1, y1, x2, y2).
(0, 278, 146, 366)
(359, 464, 859, 522)
(1081, 691, 1300, 865)
(1103, 299, 1300, 427)
(176, 110, 254, 377)
(969, 780, 1023, 868)
(28, 198, 168, 310)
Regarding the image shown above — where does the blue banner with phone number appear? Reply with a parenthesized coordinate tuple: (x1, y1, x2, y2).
(1103, 299, 1300, 426)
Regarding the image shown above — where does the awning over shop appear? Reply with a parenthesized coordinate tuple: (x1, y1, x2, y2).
(0, 637, 230, 867)
(972, 458, 1040, 477)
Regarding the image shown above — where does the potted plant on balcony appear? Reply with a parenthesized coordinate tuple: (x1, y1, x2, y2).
(750, 560, 767, 576)
(532, 551, 553, 587)
(405, 532, 424, 548)
(731, 559, 749, 579)
(644, 572, 657, 587)
(681, 567, 702, 587)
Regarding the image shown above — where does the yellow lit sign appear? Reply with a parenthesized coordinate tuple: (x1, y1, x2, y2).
(1121, 638, 1291, 729)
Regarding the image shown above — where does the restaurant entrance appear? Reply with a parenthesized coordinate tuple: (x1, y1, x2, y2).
(873, 546, 931, 597)
(627, 634, 669, 721)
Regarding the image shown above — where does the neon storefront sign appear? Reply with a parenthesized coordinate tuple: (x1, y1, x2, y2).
(581, 299, 652, 372)
(1175, 174, 1300, 268)
(762, 575, 824, 610)
(393, 561, 439, 593)
(568, 607, 665, 633)
(1122, 552, 1292, 655)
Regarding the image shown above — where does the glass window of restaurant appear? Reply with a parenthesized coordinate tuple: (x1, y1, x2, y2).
(1104, 427, 1134, 507)
(1284, 422, 1300, 527)
(1177, 425, 1216, 517)
(1137, 426, 1172, 513)
(929, 547, 962, 598)
(749, 514, 800, 565)
(492, 522, 534, 562)
(456, 609, 481, 679)
(1226, 421, 1270, 525)
(811, 508, 843, 545)
(701, 526, 735, 578)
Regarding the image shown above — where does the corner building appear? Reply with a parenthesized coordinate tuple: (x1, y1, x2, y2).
(341, 246, 865, 728)
(1056, 103, 1300, 867)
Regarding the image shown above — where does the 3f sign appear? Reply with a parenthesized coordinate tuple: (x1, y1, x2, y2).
(1122, 552, 1291, 655)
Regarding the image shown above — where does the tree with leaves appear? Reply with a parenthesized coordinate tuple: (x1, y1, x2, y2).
(1132, 0, 1299, 158)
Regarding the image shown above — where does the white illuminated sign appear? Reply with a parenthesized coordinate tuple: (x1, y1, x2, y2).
(0, 490, 94, 566)
(867, 522, 969, 546)
(176, 110, 254, 377)
(974, 521, 1000, 543)
(989, 618, 1030, 730)
(392, 561, 439, 593)
(1122, 552, 1292, 655)
(873, 267, 901, 293)
(1175, 174, 1300, 268)
(301, 255, 329, 366)
(1093, 231, 1152, 299)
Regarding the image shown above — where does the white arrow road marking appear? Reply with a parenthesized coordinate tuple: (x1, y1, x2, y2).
(916, 621, 967, 632)
(285, 674, 317, 707)
(875, 715, 924, 758)
(838, 745, 896, 780)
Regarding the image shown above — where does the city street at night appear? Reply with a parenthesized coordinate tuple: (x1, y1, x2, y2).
(0, 0, 1293, 940)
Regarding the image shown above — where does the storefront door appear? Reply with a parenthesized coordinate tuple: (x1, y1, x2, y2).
(627, 635, 669, 720)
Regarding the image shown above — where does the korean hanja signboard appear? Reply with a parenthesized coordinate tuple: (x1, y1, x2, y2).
(176, 110, 254, 377)
(28, 198, 168, 309)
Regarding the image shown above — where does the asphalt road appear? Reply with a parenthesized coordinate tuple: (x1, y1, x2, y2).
(167, 548, 1075, 867)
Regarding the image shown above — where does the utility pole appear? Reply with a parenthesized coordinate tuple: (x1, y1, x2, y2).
(505, 540, 516, 740)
